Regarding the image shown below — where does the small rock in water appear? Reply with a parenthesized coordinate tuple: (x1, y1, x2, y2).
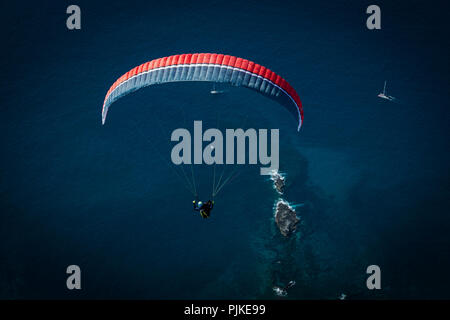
(285, 280, 296, 290)
(272, 286, 288, 297)
(270, 171, 285, 194)
(274, 201, 300, 237)
(272, 280, 296, 297)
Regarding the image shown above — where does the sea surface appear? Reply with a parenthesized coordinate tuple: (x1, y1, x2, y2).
(0, 0, 449, 299)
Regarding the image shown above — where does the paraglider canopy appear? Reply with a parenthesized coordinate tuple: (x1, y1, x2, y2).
(101, 53, 304, 130)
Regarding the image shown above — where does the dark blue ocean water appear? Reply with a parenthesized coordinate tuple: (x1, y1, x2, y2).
(1, 0, 449, 299)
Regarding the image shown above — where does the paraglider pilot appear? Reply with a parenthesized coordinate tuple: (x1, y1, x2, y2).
(193, 199, 214, 219)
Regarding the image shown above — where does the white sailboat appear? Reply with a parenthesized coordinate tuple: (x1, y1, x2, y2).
(210, 83, 223, 95)
(378, 81, 395, 101)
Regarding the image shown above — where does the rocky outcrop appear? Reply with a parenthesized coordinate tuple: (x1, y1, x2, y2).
(274, 201, 299, 237)
(270, 170, 285, 194)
